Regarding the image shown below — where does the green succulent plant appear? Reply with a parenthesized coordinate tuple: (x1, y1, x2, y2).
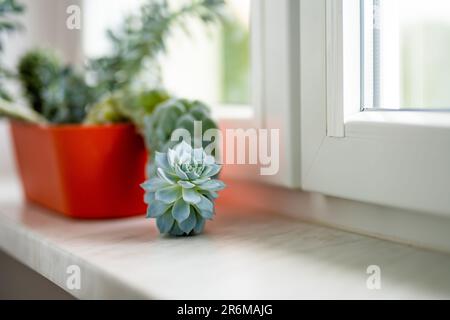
(18, 49, 100, 124)
(143, 98, 218, 175)
(17, 49, 62, 114)
(141, 141, 225, 236)
(83, 94, 128, 125)
(42, 66, 100, 124)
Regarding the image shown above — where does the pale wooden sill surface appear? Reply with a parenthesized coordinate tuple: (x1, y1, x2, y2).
(1, 180, 450, 299)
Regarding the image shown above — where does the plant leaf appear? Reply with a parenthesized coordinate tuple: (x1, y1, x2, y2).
(182, 187, 201, 204)
(141, 177, 169, 192)
(199, 179, 225, 191)
(155, 151, 171, 171)
(169, 222, 186, 236)
(178, 180, 195, 189)
(174, 164, 189, 180)
(155, 185, 181, 204)
(147, 200, 170, 218)
(156, 212, 174, 234)
(144, 191, 155, 204)
(195, 195, 214, 219)
(172, 199, 190, 223)
(202, 164, 221, 178)
(157, 167, 176, 185)
(194, 216, 206, 234)
(179, 208, 197, 233)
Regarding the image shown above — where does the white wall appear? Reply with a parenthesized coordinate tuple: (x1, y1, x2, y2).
(0, 121, 17, 180)
(1, 0, 83, 182)
(4, 0, 83, 70)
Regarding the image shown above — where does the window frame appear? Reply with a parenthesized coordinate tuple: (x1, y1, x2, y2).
(300, 0, 450, 216)
(222, 0, 302, 187)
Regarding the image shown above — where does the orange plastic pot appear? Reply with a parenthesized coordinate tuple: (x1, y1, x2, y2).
(10, 121, 148, 219)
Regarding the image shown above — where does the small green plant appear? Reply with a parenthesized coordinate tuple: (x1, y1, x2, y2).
(18, 50, 100, 124)
(143, 98, 218, 153)
(143, 98, 218, 176)
(84, 89, 170, 131)
(141, 141, 225, 236)
(42, 66, 101, 124)
(17, 49, 61, 115)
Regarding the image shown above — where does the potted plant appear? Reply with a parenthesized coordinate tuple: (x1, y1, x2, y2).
(0, 0, 226, 225)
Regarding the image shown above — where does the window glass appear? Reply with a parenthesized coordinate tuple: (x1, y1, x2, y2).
(362, 0, 450, 110)
(83, 0, 251, 107)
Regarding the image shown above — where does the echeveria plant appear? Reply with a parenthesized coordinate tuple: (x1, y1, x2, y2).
(141, 141, 225, 236)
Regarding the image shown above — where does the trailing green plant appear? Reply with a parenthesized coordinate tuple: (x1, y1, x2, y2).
(0, 0, 24, 102)
(141, 141, 225, 236)
(143, 98, 218, 176)
(0, 101, 47, 124)
(87, 0, 226, 97)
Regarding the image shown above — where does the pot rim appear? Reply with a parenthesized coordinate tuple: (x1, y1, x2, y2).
(10, 120, 135, 132)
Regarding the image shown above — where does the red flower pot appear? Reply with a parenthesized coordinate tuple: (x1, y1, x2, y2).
(10, 121, 147, 219)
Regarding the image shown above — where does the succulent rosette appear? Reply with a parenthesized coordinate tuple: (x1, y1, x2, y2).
(141, 141, 225, 236)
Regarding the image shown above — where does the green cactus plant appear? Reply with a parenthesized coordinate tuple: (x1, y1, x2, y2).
(42, 66, 100, 124)
(17, 49, 62, 115)
(18, 49, 100, 124)
(143, 98, 218, 176)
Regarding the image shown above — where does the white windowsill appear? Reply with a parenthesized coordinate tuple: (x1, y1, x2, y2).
(1, 179, 450, 299)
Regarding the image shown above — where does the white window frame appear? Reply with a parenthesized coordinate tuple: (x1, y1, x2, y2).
(221, 0, 301, 187)
(300, 0, 450, 216)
